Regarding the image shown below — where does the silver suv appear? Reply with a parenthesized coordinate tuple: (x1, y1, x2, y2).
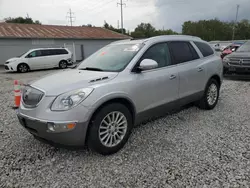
(17, 35, 223, 155)
(223, 40, 250, 74)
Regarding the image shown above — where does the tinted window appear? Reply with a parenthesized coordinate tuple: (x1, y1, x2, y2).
(168, 41, 199, 64)
(28, 50, 42, 58)
(194, 42, 214, 57)
(50, 49, 69, 55)
(237, 41, 250, 52)
(41, 50, 52, 56)
(58, 49, 69, 54)
(140, 43, 172, 68)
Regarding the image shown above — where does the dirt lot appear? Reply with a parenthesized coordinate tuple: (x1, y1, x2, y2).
(0, 68, 250, 188)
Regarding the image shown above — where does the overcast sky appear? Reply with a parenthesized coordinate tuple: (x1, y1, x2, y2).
(0, 0, 250, 32)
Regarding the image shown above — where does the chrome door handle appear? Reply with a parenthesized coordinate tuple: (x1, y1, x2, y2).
(170, 75, 176, 80)
(198, 67, 204, 72)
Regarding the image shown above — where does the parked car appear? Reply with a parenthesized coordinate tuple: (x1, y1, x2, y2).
(220, 43, 241, 59)
(16, 35, 223, 155)
(4, 48, 73, 73)
(223, 40, 250, 74)
(212, 43, 221, 51)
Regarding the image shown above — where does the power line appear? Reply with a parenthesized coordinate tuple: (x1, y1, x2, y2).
(232, 4, 240, 41)
(117, 0, 126, 34)
(67, 8, 75, 26)
(85, 0, 115, 15)
(77, 0, 114, 13)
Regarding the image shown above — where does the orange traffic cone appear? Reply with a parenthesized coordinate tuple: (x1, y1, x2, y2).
(13, 80, 21, 109)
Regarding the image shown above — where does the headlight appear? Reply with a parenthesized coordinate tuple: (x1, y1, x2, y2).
(51, 88, 93, 111)
(223, 57, 230, 63)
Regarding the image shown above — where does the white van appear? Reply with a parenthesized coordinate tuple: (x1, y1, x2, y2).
(4, 48, 73, 73)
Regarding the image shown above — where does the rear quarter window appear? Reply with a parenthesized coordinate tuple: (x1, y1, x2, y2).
(57, 49, 69, 55)
(194, 42, 214, 57)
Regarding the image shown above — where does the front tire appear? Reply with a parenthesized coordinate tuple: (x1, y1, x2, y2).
(197, 78, 220, 110)
(88, 103, 133, 155)
(59, 60, 67, 69)
(17, 63, 29, 73)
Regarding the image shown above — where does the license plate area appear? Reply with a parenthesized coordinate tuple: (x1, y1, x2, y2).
(229, 67, 236, 71)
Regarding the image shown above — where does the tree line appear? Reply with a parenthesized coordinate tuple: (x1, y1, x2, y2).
(3, 16, 250, 41)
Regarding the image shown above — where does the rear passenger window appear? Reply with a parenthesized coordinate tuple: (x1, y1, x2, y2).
(55, 49, 68, 55)
(140, 43, 172, 68)
(194, 42, 214, 57)
(168, 41, 199, 64)
(41, 50, 52, 56)
(59, 49, 69, 54)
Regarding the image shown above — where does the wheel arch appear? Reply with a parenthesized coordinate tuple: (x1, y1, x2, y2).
(209, 74, 221, 87)
(17, 63, 30, 71)
(85, 97, 136, 142)
(89, 97, 136, 125)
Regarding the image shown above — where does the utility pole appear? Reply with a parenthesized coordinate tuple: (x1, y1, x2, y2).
(117, 0, 126, 34)
(232, 4, 240, 41)
(67, 8, 75, 26)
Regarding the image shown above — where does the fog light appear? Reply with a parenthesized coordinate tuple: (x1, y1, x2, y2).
(47, 122, 55, 132)
(47, 122, 76, 133)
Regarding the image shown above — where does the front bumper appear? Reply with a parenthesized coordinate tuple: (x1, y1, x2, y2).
(67, 59, 73, 65)
(223, 65, 250, 74)
(4, 64, 15, 71)
(17, 111, 89, 146)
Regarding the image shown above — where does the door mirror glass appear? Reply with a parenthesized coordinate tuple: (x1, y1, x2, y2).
(139, 59, 158, 71)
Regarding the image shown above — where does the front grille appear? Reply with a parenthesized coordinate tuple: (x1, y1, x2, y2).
(229, 57, 250, 67)
(4, 65, 9, 70)
(22, 86, 44, 107)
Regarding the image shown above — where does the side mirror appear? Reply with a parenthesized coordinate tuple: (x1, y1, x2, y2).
(26, 54, 32, 58)
(232, 48, 235, 52)
(138, 59, 158, 71)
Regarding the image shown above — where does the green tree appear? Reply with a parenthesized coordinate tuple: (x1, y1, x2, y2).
(182, 19, 250, 41)
(5, 17, 42, 24)
(103, 21, 127, 35)
(131, 23, 178, 38)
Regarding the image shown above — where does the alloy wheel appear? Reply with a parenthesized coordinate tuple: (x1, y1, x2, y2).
(207, 83, 218, 106)
(98, 111, 128, 148)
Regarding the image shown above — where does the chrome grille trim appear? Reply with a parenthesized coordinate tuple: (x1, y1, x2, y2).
(229, 57, 250, 67)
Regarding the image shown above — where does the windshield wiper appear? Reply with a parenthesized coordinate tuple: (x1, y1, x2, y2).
(79, 67, 103, 71)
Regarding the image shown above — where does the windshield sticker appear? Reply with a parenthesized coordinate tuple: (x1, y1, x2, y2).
(100, 51, 106, 56)
(124, 44, 140, 52)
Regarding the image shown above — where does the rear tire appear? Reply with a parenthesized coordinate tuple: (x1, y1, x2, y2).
(197, 78, 220, 110)
(59, 60, 67, 69)
(87, 103, 133, 155)
(17, 63, 29, 73)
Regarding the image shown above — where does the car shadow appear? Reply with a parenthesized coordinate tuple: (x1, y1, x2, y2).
(224, 74, 250, 81)
(1, 67, 76, 74)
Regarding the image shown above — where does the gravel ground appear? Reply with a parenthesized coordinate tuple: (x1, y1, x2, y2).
(0, 68, 250, 188)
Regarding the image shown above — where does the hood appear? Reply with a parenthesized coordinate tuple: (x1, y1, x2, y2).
(227, 51, 250, 58)
(6, 57, 20, 63)
(30, 69, 118, 96)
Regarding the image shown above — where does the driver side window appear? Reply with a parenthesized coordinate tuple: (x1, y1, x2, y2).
(140, 43, 172, 69)
(27, 50, 42, 58)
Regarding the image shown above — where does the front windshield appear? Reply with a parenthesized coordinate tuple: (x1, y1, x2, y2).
(237, 41, 250, 52)
(78, 43, 143, 72)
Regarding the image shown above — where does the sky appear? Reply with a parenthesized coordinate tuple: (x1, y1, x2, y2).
(0, 0, 250, 32)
